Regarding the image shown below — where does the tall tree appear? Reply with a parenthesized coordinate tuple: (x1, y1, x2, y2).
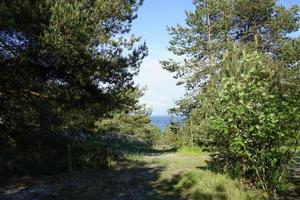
(162, 0, 300, 194)
(0, 0, 147, 129)
(0, 0, 147, 174)
(162, 0, 299, 140)
(162, 0, 299, 94)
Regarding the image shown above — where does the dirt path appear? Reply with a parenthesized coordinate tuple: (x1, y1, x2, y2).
(0, 153, 208, 200)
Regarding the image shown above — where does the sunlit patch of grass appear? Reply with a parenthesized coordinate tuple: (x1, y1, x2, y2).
(144, 150, 210, 183)
(149, 148, 263, 200)
(124, 146, 264, 200)
(176, 146, 209, 156)
(175, 171, 264, 200)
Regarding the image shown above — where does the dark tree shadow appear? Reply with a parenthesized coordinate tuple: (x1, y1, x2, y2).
(0, 158, 182, 200)
(2, 140, 267, 200)
(0, 154, 259, 200)
(0, 132, 182, 200)
(106, 134, 178, 156)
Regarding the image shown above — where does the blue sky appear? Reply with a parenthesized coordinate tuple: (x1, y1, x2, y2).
(132, 0, 300, 116)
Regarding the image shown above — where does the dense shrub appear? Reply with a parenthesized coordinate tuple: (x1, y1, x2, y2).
(95, 110, 161, 147)
(209, 48, 300, 193)
(0, 131, 110, 175)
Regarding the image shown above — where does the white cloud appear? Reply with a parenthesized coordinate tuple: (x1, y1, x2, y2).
(135, 56, 184, 115)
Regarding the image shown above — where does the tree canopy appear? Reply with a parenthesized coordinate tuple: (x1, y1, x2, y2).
(162, 0, 299, 93)
(162, 0, 300, 194)
(0, 0, 148, 174)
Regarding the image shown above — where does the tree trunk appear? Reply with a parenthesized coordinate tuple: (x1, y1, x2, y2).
(253, 23, 259, 49)
(190, 119, 193, 146)
(68, 134, 72, 172)
(207, 4, 212, 69)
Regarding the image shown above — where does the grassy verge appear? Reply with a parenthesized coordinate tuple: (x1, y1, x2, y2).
(175, 171, 263, 200)
(176, 146, 208, 156)
(125, 146, 264, 200)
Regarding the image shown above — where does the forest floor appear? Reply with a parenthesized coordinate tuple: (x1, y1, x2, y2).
(0, 147, 299, 200)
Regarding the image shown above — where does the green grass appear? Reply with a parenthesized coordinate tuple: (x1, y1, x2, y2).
(175, 171, 263, 200)
(125, 146, 264, 200)
(176, 146, 207, 155)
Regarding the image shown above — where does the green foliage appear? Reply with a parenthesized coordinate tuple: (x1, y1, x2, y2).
(176, 146, 205, 156)
(159, 121, 186, 148)
(162, 0, 299, 92)
(162, 1, 300, 138)
(95, 107, 161, 146)
(163, 1, 300, 195)
(209, 47, 300, 193)
(0, 131, 112, 175)
(0, 0, 146, 174)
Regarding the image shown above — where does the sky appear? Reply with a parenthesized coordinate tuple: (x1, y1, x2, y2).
(132, 0, 300, 116)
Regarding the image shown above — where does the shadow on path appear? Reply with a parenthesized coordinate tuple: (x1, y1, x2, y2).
(0, 157, 183, 200)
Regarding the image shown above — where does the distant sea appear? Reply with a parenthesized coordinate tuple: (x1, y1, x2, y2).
(150, 115, 185, 131)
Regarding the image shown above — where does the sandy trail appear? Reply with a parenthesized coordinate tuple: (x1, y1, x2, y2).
(0, 153, 207, 200)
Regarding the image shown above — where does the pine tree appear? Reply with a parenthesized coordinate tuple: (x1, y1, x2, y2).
(162, 0, 299, 136)
(0, 0, 147, 174)
(162, 0, 299, 93)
